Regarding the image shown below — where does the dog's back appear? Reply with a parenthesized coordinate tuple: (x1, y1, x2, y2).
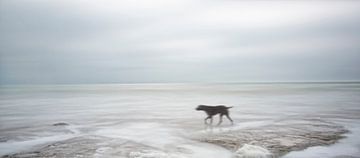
(196, 105, 232, 115)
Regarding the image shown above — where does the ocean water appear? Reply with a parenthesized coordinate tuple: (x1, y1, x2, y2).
(0, 83, 359, 158)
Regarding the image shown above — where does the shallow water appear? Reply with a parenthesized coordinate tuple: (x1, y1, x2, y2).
(0, 83, 359, 157)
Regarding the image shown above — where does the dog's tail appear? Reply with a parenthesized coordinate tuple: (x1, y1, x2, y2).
(226, 106, 233, 109)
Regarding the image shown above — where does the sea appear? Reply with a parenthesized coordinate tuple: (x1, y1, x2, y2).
(0, 83, 359, 158)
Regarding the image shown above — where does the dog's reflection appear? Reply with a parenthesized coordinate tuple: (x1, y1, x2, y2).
(203, 123, 233, 133)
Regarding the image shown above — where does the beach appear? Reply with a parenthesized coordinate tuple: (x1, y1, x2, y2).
(1, 83, 359, 158)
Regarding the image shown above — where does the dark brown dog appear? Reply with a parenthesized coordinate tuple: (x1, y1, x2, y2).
(196, 105, 234, 125)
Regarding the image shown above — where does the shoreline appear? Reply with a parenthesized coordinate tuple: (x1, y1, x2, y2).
(1, 118, 349, 158)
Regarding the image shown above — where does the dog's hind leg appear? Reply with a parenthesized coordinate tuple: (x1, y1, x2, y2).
(217, 114, 223, 125)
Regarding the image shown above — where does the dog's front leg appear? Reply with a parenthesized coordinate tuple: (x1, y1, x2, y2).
(204, 116, 211, 124)
(209, 116, 213, 124)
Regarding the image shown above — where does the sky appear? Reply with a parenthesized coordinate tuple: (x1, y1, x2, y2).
(0, 0, 360, 84)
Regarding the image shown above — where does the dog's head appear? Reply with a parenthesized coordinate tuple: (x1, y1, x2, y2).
(196, 105, 206, 111)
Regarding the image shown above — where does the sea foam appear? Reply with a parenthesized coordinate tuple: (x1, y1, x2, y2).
(234, 144, 273, 158)
(129, 150, 186, 158)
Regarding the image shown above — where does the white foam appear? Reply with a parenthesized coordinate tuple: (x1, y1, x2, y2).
(0, 134, 73, 156)
(180, 143, 233, 158)
(129, 150, 186, 158)
(235, 144, 273, 158)
(65, 125, 81, 134)
(95, 122, 184, 148)
(94, 147, 112, 158)
(0, 125, 80, 156)
(95, 122, 233, 158)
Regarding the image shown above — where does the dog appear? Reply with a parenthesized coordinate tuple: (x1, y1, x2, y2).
(196, 105, 233, 125)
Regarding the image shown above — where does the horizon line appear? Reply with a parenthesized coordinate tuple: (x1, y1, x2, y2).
(1, 80, 360, 86)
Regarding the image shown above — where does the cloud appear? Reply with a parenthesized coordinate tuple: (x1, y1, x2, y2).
(1, 0, 360, 84)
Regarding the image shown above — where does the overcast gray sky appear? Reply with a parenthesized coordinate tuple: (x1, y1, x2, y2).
(1, 0, 360, 84)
